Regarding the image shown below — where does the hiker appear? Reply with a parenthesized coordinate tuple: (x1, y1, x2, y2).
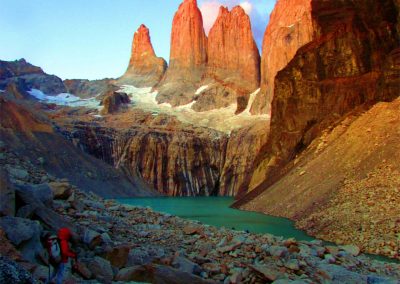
(46, 227, 77, 284)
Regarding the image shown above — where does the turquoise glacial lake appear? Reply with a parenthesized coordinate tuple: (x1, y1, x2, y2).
(117, 197, 314, 241)
(117, 197, 399, 264)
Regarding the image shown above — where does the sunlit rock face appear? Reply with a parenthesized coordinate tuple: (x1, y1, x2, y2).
(193, 6, 260, 113)
(156, 0, 208, 107)
(118, 24, 167, 87)
(236, 0, 400, 203)
(251, 0, 314, 115)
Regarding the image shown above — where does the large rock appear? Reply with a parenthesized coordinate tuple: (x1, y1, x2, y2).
(16, 184, 53, 207)
(0, 168, 16, 216)
(115, 264, 216, 284)
(172, 256, 202, 274)
(156, 0, 208, 106)
(251, 0, 314, 114)
(99, 86, 131, 115)
(127, 246, 165, 266)
(86, 256, 114, 283)
(82, 228, 102, 249)
(118, 24, 167, 87)
(0, 217, 43, 262)
(103, 245, 131, 269)
(195, 6, 260, 112)
(47, 181, 73, 200)
(33, 206, 76, 234)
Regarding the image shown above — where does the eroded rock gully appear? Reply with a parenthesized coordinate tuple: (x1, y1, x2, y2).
(56, 110, 269, 197)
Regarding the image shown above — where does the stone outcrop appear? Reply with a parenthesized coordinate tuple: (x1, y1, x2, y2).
(61, 114, 228, 196)
(251, 0, 314, 114)
(193, 6, 260, 113)
(0, 59, 66, 95)
(236, 0, 400, 211)
(156, 0, 208, 106)
(118, 24, 167, 87)
(99, 86, 131, 115)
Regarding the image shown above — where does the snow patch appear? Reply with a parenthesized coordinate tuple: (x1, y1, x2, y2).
(240, 88, 260, 116)
(120, 84, 269, 133)
(195, 85, 209, 95)
(28, 89, 101, 109)
(0, 89, 5, 93)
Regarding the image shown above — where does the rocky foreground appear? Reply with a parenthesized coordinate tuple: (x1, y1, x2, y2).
(1, 149, 400, 284)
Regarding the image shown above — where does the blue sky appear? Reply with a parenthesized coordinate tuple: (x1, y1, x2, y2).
(0, 0, 276, 80)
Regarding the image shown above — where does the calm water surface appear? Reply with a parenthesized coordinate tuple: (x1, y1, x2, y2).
(117, 197, 314, 241)
(117, 197, 399, 264)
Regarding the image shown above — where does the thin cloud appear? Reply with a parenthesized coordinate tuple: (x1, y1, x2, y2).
(200, 1, 221, 34)
(240, 1, 253, 14)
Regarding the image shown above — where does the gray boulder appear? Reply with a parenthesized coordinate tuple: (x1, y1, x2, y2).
(127, 246, 165, 266)
(16, 184, 53, 207)
(115, 264, 216, 283)
(86, 256, 114, 284)
(6, 167, 29, 181)
(0, 217, 43, 262)
(317, 264, 367, 283)
(172, 256, 202, 275)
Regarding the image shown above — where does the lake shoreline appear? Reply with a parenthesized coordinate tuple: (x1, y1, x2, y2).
(117, 197, 400, 265)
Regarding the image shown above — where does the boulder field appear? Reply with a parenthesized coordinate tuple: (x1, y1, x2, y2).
(0, 158, 399, 283)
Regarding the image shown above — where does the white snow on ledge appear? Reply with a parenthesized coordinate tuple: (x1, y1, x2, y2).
(195, 85, 208, 95)
(26, 85, 269, 133)
(28, 89, 101, 109)
(0, 89, 5, 93)
(120, 85, 269, 133)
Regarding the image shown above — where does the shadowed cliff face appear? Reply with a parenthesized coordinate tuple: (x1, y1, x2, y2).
(156, 0, 208, 106)
(57, 109, 270, 197)
(118, 25, 167, 87)
(236, 0, 399, 206)
(219, 121, 269, 197)
(59, 113, 229, 196)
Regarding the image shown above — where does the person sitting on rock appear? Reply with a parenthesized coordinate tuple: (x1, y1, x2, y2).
(47, 227, 77, 284)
